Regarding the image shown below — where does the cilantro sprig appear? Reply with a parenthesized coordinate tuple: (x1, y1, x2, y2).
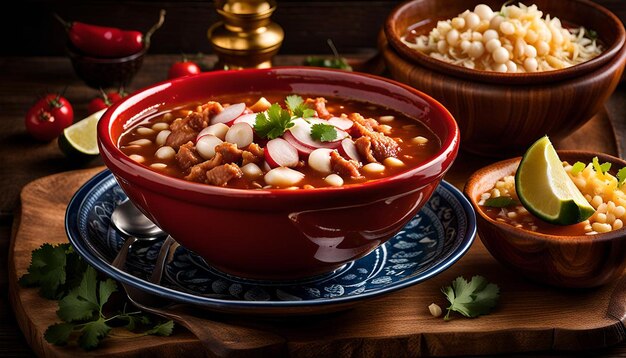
(441, 275, 500, 321)
(311, 123, 338, 142)
(20, 243, 174, 350)
(618, 167, 626, 187)
(571, 161, 586, 175)
(255, 95, 332, 140)
(285, 95, 316, 119)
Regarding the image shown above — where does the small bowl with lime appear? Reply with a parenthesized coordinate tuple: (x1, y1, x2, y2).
(464, 136, 626, 288)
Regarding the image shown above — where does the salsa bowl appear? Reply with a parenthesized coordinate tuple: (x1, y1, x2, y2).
(382, 0, 626, 157)
(465, 151, 626, 288)
(97, 68, 460, 280)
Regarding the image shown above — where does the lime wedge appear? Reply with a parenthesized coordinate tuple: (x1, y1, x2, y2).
(58, 109, 106, 161)
(515, 136, 595, 225)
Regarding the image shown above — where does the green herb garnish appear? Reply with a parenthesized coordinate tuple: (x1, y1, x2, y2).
(617, 167, 626, 187)
(285, 95, 315, 119)
(587, 29, 598, 41)
(483, 196, 517, 208)
(592, 156, 611, 175)
(571, 161, 586, 175)
(310, 123, 338, 142)
(254, 103, 295, 139)
(442, 275, 500, 321)
(21, 243, 173, 350)
(303, 39, 353, 71)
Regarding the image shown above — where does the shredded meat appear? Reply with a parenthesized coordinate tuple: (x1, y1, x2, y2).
(206, 163, 243, 186)
(184, 153, 224, 182)
(166, 117, 199, 150)
(330, 151, 362, 178)
(353, 122, 400, 162)
(354, 137, 377, 163)
(242, 143, 264, 166)
(348, 113, 382, 132)
(215, 142, 243, 164)
(306, 97, 331, 119)
(187, 112, 208, 131)
(175, 142, 202, 170)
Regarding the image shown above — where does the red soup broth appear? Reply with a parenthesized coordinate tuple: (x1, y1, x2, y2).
(118, 93, 441, 189)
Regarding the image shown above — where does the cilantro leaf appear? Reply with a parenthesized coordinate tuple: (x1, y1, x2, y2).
(617, 167, 626, 187)
(44, 322, 75, 346)
(310, 123, 338, 142)
(145, 320, 175, 336)
(57, 292, 99, 322)
(19, 243, 68, 299)
(285, 95, 315, 118)
(571, 161, 586, 175)
(483, 196, 517, 208)
(124, 314, 151, 331)
(253, 104, 294, 139)
(99, 279, 117, 311)
(78, 318, 111, 350)
(442, 275, 499, 320)
(592, 156, 611, 175)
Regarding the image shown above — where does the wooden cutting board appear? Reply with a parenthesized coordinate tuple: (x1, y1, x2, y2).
(8, 112, 626, 357)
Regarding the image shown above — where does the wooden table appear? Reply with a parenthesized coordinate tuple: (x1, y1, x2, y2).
(1, 54, 626, 357)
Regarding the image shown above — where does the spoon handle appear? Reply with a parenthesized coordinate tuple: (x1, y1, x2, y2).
(149, 235, 175, 284)
(111, 236, 137, 269)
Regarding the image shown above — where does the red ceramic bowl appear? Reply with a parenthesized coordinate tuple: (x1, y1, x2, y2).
(98, 67, 460, 280)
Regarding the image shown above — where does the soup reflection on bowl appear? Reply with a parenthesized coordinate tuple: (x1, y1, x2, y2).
(98, 67, 460, 280)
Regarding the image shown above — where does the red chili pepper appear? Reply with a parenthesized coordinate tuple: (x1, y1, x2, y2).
(54, 10, 166, 58)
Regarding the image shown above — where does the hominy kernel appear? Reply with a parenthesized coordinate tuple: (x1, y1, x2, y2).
(152, 122, 170, 131)
(596, 213, 607, 223)
(614, 206, 626, 217)
(363, 163, 386, 174)
(465, 12, 480, 29)
(155, 146, 176, 160)
(156, 130, 171, 147)
(428, 303, 443, 317)
(303, 184, 315, 190)
(451, 17, 466, 30)
(136, 127, 155, 136)
(162, 113, 173, 121)
(379, 115, 395, 123)
(412, 136, 429, 145)
(129, 154, 145, 163)
(128, 139, 152, 146)
(384, 157, 405, 167)
(500, 21, 515, 35)
(613, 219, 624, 230)
(507, 212, 517, 219)
(150, 163, 167, 169)
(592, 222, 612, 233)
(485, 38, 501, 53)
(324, 174, 344, 187)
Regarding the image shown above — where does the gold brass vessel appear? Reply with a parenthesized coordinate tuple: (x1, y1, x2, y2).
(208, 0, 284, 69)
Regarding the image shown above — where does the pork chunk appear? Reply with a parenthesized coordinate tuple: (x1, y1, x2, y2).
(206, 163, 243, 186)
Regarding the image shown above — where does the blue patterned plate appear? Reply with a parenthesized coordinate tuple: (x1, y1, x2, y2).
(66, 170, 476, 315)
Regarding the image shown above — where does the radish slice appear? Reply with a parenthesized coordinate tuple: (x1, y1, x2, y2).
(233, 113, 259, 127)
(265, 138, 299, 168)
(196, 135, 223, 159)
(283, 131, 314, 156)
(308, 148, 334, 174)
(197, 123, 229, 141)
(225, 122, 254, 148)
(328, 116, 354, 131)
(288, 118, 343, 150)
(338, 138, 360, 161)
(264, 167, 305, 187)
(210, 103, 246, 125)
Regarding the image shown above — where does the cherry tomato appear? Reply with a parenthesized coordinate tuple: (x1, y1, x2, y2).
(25, 94, 74, 141)
(87, 90, 126, 115)
(168, 60, 201, 79)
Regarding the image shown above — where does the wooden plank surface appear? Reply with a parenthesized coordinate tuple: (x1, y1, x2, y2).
(8, 166, 626, 357)
(1, 54, 626, 356)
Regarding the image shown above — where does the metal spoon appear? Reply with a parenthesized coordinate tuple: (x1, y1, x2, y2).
(110, 199, 166, 269)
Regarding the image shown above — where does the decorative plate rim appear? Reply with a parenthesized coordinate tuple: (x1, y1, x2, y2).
(65, 169, 476, 310)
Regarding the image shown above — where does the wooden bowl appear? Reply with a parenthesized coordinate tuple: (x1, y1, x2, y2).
(464, 151, 626, 288)
(381, 0, 626, 157)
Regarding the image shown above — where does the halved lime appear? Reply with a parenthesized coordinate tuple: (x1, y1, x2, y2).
(515, 136, 595, 225)
(58, 109, 106, 161)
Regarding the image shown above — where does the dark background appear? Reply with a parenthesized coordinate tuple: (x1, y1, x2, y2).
(2, 0, 625, 57)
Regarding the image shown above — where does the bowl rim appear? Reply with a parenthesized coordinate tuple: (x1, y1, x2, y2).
(384, 0, 626, 85)
(465, 150, 626, 243)
(98, 66, 460, 200)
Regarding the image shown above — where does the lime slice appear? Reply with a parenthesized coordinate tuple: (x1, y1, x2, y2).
(58, 109, 106, 161)
(515, 136, 595, 225)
